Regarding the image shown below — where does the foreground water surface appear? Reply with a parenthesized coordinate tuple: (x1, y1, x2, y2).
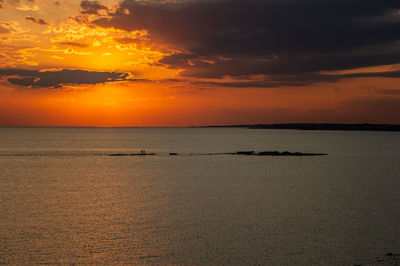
(0, 127, 399, 265)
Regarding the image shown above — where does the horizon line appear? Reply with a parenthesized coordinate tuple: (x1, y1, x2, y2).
(1, 122, 400, 128)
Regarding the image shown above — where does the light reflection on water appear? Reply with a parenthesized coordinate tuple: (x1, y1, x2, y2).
(0, 128, 399, 265)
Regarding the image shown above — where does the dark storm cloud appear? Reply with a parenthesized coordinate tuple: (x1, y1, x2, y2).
(191, 70, 400, 88)
(80, 0, 108, 15)
(25, 16, 49, 25)
(92, 0, 400, 85)
(0, 69, 135, 88)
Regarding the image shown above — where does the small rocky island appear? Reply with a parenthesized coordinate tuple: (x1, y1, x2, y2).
(109, 150, 156, 156)
(237, 151, 327, 156)
(109, 150, 327, 156)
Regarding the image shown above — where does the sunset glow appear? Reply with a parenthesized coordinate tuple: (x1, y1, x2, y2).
(1, 0, 400, 126)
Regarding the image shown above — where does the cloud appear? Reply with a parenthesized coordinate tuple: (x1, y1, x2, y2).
(80, 0, 108, 15)
(0, 25, 9, 34)
(0, 0, 20, 8)
(16, 4, 39, 11)
(53, 1, 72, 8)
(0, 69, 136, 88)
(170, 70, 400, 88)
(114, 37, 140, 44)
(92, 0, 400, 86)
(25, 16, 48, 25)
(57, 41, 88, 48)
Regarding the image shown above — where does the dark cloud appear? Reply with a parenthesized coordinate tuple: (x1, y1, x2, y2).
(162, 69, 400, 89)
(25, 16, 48, 25)
(80, 0, 108, 15)
(58, 41, 88, 48)
(0, 69, 136, 88)
(92, 0, 400, 85)
(178, 70, 400, 88)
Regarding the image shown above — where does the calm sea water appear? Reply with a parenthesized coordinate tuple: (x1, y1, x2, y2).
(0, 127, 399, 265)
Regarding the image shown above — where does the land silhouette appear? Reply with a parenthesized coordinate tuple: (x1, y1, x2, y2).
(201, 123, 400, 131)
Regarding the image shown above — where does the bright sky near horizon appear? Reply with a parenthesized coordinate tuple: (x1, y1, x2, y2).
(0, 0, 400, 126)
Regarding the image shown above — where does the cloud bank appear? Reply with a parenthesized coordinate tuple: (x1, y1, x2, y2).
(92, 0, 400, 85)
(0, 69, 135, 88)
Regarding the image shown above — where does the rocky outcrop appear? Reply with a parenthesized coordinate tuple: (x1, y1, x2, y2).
(109, 152, 156, 156)
(256, 151, 326, 156)
(236, 151, 256, 155)
(109, 150, 327, 156)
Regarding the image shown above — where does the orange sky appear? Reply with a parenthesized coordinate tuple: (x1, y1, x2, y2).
(0, 0, 399, 126)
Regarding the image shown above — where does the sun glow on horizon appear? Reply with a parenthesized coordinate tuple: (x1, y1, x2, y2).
(0, 0, 400, 126)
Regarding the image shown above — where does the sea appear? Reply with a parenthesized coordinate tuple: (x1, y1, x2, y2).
(0, 127, 399, 265)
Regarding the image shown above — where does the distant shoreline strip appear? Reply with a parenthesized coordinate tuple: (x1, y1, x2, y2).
(199, 123, 400, 131)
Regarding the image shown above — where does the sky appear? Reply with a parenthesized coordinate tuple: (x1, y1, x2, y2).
(0, 0, 400, 126)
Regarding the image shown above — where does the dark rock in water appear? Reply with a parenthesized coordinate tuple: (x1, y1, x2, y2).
(257, 151, 280, 156)
(109, 150, 326, 157)
(109, 153, 155, 156)
(257, 151, 327, 156)
(236, 151, 255, 155)
(386, 253, 393, 256)
(135, 150, 155, 155)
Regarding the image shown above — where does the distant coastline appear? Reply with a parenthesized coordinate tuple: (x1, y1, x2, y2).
(200, 123, 400, 131)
